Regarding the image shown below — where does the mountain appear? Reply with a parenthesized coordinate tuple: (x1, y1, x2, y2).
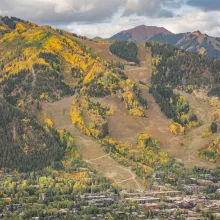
(151, 30, 220, 59)
(111, 25, 220, 59)
(110, 25, 173, 43)
(0, 16, 136, 169)
(0, 16, 220, 219)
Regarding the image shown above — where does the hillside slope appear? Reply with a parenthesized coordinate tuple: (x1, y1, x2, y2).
(0, 98, 65, 172)
(146, 41, 220, 97)
(72, 41, 219, 172)
(0, 17, 129, 110)
(39, 96, 145, 190)
(0, 16, 36, 39)
(0, 16, 132, 173)
(0, 17, 147, 182)
(0, 16, 219, 187)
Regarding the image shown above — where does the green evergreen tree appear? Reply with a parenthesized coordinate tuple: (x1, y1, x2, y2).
(211, 122, 217, 133)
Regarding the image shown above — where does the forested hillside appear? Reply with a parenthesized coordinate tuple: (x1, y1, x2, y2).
(0, 98, 65, 172)
(70, 96, 172, 184)
(0, 16, 35, 38)
(0, 17, 128, 109)
(0, 14, 220, 220)
(0, 17, 151, 218)
(151, 31, 220, 59)
(0, 16, 145, 173)
(109, 41, 139, 63)
(146, 41, 220, 97)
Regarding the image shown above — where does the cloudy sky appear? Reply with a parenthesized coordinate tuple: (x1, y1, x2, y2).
(0, 0, 220, 38)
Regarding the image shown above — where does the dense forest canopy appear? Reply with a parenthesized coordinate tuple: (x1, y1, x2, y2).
(109, 41, 139, 63)
(146, 41, 220, 97)
(0, 98, 65, 172)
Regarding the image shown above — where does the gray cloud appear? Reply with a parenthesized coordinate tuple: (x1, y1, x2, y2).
(0, 0, 127, 25)
(187, 0, 220, 11)
(123, 0, 183, 18)
(0, 0, 219, 38)
(0, 0, 186, 25)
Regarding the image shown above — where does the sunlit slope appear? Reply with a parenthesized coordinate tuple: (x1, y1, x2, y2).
(0, 22, 127, 109)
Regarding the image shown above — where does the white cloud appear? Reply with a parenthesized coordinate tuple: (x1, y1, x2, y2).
(157, 10, 220, 36)
(66, 9, 220, 38)
(0, 0, 127, 24)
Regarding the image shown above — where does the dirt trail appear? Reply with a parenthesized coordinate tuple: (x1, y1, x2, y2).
(31, 68, 36, 89)
(39, 96, 145, 190)
(124, 46, 152, 84)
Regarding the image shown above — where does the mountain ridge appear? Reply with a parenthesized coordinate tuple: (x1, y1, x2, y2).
(110, 25, 220, 59)
(151, 30, 220, 59)
(110, 25, 173, 43)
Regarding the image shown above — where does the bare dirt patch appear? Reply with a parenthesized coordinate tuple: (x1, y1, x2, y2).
(124, 46, 152, 84)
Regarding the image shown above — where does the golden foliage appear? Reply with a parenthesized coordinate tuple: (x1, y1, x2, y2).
(44, 36, 63, 52)
(16, 23, 27, 32)
(24, 143, 29, 154)
(70, 100, 91, 136)
(106, 108, 115, 116)
(45, 118, 54, 128)
(129, 108, 145, 117)
(0, 26, 7, 31)
(137, 134, 151, 148)
(83, 62, 104, 84)
(40, 92, 49, 100)
(21, 29, 47, 42)
(21, 118, 30, 124)
(170, 123, 185, 135)
(202, 127, 212, 138)
(213, 109, 220, 123)
(123, 92, 145, 117)
(199, 137, 220, 163)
